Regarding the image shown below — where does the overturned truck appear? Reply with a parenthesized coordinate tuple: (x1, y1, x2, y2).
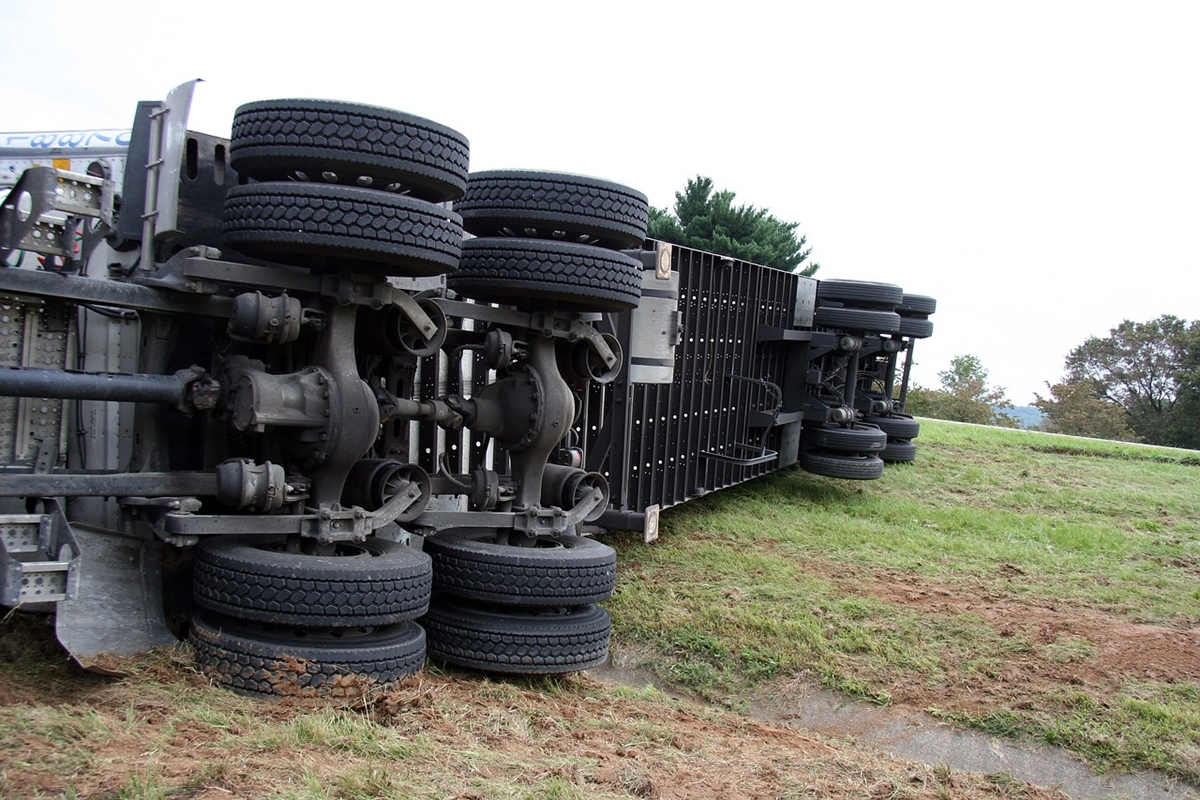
(0, 83, 935, 696)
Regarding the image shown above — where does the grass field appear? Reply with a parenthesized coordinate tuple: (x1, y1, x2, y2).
(0, 419, 1196, 797)
(607, 421, 1200, 781)
(0, 614, 1069, 799)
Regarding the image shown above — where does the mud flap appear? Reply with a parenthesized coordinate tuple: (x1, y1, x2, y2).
(55, 525, 178, 670)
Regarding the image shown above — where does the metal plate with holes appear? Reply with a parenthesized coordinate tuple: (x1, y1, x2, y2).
(0, 501, 79, 607)
(0, 298, 27, 461)
(18, 562, 71, 604)
(0, 299, 71, 465)
(0, 513, 42, 555)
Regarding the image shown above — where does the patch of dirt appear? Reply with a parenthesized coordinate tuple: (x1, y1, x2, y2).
(0, 614, 1067, 800)
(805, 561, 1200, 714)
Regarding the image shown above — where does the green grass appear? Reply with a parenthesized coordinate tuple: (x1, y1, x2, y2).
(606, 419, 1200, 779)
(945, 681, 1200, 778)
(255, 708, 433, 759)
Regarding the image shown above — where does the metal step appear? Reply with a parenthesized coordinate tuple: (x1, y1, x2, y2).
(0, 501, 79, 606)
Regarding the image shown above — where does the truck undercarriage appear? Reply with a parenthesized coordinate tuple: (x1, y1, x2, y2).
(0, 83, 935, 696)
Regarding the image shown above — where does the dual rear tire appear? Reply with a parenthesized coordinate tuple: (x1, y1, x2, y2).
(421, 530, 617, 674)
(223, 99, 470, 278)
(191, 535, 433, 697)
(447, 170, 649, 313)
(800, 422, 886, 480)
(868, 413, 921, 463)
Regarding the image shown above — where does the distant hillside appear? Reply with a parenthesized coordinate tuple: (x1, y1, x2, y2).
(1002, 405, 1044, 429)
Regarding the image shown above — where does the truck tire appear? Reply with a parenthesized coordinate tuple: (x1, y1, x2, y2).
(230, 99, 470, 202)
(223, 182, 462, 277)
(816, 279, 904, 308)
(813, 306, 901, 333)
(898, 318, 934, 339)
(882, 439, 918, 463)
(799, 450, 885, 480)
(425, 531, 617, 606)
(869, 414, 920, 440)
(194, 536, 432, 626)
(190, 611, 426, 697)
(897, 293, 937, 316)
(422, 599, 610, 675)
(802, 423, 887, 454)
(455, 170, 649, 249)
(449, 238, 642, 312)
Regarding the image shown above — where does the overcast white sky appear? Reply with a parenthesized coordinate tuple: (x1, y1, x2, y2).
(2, 1, 1197, 404)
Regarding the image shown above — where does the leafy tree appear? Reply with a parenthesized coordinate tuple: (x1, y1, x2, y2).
(648, 176, 819, 275)
(1059, 315, 1199, 447)
(904, 354, 1017, 427)
(1033, 379, 1139, 441)
(1166, 326, 1200, 449)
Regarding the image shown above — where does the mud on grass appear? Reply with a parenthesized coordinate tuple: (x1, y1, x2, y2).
(608, 542, 1200, 782)
(610, 549, 1200, 785)
(0, 613, 1066, 800)
(842, 565, 1200, 780)
(604, 421, 1200, 782)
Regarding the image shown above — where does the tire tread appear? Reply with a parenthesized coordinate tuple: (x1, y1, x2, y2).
(190, 611, 426, 697)
(450, 238, 641, 311)
(230, 99, 469, 201)
(423, 600, 610, 675)
(457, 170, 649, 249)
(223, 182, 462, 276)
(194, 536, 432, 626)
(425, 533, 616, 606)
